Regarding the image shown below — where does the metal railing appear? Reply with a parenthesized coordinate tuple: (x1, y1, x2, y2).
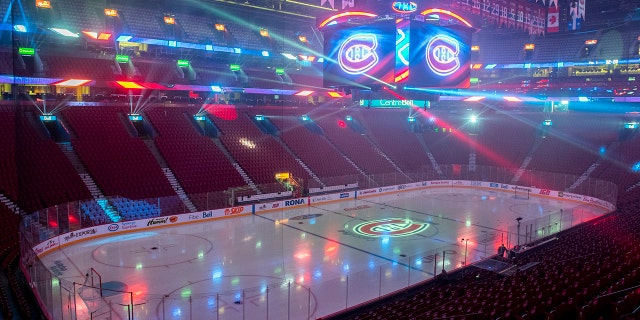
(19, 165, 618, 319)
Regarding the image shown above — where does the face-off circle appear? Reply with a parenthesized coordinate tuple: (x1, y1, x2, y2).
(92, 233, 213, 268)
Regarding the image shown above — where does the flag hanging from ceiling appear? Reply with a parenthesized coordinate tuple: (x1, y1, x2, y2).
(342, 0, 353, 9)
(568, 17, 583, 30)
(321, 0, 335, 9)
(568, 2, 582, 30)
(549, 0, 557, 8)
(547, 6, 559, 32)
(578, 0, 586, 20)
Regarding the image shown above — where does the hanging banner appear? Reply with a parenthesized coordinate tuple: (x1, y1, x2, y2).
(489, 0, 500, 25)
(454, 0, 545, 30)
(509, 2, 517, 29)
(517, 3, 525, 30)
(472, 0, 481, 15)
(578, 0, 586, 20)
(547, 6, 559, 33)
(499, 0, 508, 28)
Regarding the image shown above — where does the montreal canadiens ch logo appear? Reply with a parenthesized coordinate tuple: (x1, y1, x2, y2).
(352, 218, 429, 237)
(338, 34, 379, 75)
(426, 35, 461, 76)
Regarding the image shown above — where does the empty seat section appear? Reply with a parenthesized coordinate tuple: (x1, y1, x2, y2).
(0, 50, 14, 75)
(475, 114, 538, 168)
(260, 109, 360, 184)
(206, 105, 309, 192)
(359, 109, 432, 172)
(422, 116, 471, 166)
(112, 5, 164, 39)
(111, 198, 160, 220)
(62, 106, 174, 200)
(592, 133, 640, 194)
(51, 0, 105, 32)
(132, 60, 182, 84)
(245, 70, 282, 89)
(287, 71, 323, 88)
(314, 110, 397, 175)
(145, 106, 246, 209)
(0, 106, 18, 202)
(43, 55, 118, 80)
(528, 115, 615, 177)
(15, 111, 90, 213)
(190, 64, 238, 86)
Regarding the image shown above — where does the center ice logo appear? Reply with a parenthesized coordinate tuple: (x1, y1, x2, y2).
(352, 218, 428, 237)
(426, 35, 460, 76)
(338, 34, 379, 75)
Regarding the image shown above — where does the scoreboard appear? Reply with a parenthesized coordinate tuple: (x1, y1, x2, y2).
(322, 15, 473, 89)
(323, 21, 396, 88)
(407, 23, 471, 88)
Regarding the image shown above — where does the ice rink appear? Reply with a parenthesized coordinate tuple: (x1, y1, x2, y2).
(38, 187, 608, 319)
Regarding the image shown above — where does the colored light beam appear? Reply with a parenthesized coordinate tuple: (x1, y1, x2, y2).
(419, 8, 473, 28)
(385, 88, 519, 170)
(318, 11, 378, 28)
(182, 0, 326, 65)
(464, 96, 486, 102)
(503, 96, 522, 102)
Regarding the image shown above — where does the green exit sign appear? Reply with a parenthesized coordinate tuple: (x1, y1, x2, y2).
(115, 55, 129, 63)
(19, 47, 35, 56)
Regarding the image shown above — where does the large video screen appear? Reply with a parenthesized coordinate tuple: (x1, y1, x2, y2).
(323, 21, 396, 88)
(407, 23, 471, 88)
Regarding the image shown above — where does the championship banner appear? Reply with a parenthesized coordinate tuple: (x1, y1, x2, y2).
(525, 6, 532, 33)
(499, 0, 508, 28)
(489, 0, 500, 25)
(530, 7, 545, 35)
(455, 0, 545, 30)
(509, 2, 517, 29)
(538, 8, 546, 34)
(472, 0, 481, 15)
(517, 3, 525, 30)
